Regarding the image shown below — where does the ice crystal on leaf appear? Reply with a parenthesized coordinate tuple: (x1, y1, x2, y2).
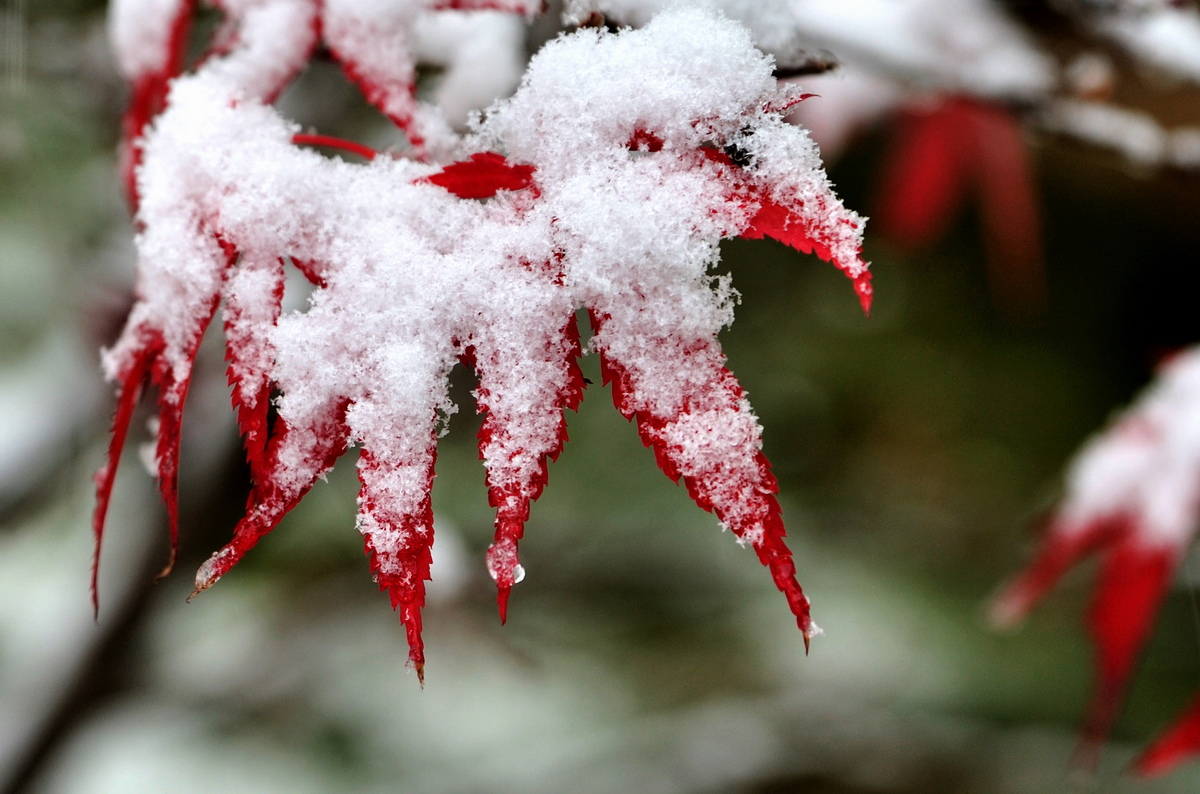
(97, 1, 870, 680)
(993, 347, 1200, 774)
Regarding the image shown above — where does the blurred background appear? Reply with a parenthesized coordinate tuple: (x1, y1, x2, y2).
(3, 1, 1200, 792)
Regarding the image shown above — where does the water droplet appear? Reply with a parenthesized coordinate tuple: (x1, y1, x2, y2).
(512, 564, 525, 584)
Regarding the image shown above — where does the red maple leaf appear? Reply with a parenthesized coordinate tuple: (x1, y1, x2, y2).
(421, 152, 537, 198)
(993, 347, 1200, 774)
(871, 97, 1045, 315)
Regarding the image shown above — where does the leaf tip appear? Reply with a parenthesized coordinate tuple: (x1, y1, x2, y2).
(988, 583, 1031, 632)
(1132, 694, 1200, 777)
(803, 619, 823, 655)
(497, 585, 511, 625)
(156, 545, 178, 581)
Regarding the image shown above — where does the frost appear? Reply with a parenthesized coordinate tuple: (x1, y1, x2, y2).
(97, 5, 869, 678)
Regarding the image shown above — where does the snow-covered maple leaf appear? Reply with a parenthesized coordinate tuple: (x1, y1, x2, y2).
(993, 346, 1200, 774)
(96, 5, 871, 680)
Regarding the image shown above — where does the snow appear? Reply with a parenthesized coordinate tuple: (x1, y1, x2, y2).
(785, 0, 1055, 100)
(322, 0, 541, 158)
(1093, 3, 1200, 84)
(413, 12, 528, 130)
(1170, 128, 1200, 169)
(92, 0, 1200, 775)
(782, 65, 904, 160)
(205, 0, 317, 102)
(1039, 98, 1200, 171)
(109, 0, 190, 79)
(1040, 98, 1168, 166)
(322, 0, 426, 131)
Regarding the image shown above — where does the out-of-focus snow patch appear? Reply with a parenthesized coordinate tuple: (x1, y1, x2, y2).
(1041, 98, 1168, 166)
(1041, 97, 1200, 172)
(30, 703, 332, 794)
(1057, 348, 1200, 547)
(108, 0, 190, 80)
(1064, 52, 1116, 100)
(570, 0, 1056, 100)
(0, 331, 102, 502)
(1094, 3, 1200, 84)
(787, 0, 1056, 100)
(1170, 127, 1200, 169)
(785, 64, 904, 159)
(0, 456, 160, 792)
(564, 0, 831, 73)
(426, 516, 468, 604)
